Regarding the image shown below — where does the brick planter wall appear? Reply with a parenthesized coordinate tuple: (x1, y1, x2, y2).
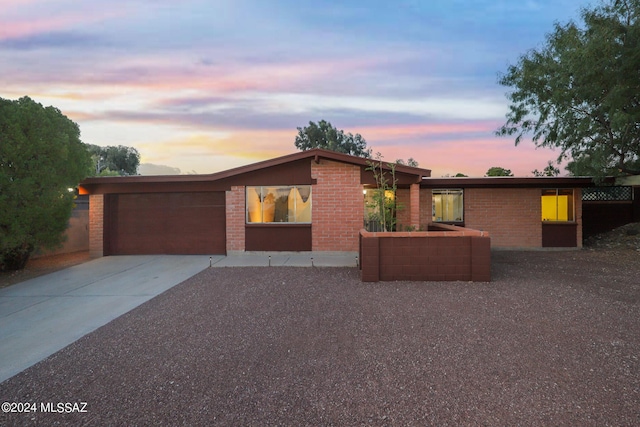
(360, 224, 491, 282)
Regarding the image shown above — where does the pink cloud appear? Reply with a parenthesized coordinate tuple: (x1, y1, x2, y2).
(0, 4, 126, 40)
(352, 122, 499, 139)
(373, 138, 563, 177)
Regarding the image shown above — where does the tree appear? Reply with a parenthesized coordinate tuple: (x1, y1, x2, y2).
(0, 96, 92, 270)
(294, 120, 371, 158)
(86, 144, 140, 176)
(365, 153, 402, 232)
(496, 0, 640, 179)
(454, 173, 468, 177)
(485, 167, 514, 177)
(532, 161, 561, 176)
(396, 158, 419, 167)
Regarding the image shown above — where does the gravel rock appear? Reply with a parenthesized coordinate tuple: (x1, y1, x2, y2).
(1, 249, 639, 426)
(584, 222, 640, 251)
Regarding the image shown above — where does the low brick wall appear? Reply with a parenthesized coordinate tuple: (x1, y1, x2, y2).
(359, 224, 491, 282)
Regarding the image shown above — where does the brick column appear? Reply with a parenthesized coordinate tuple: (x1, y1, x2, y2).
(575, 188, 583, 248)
(311, 160, 362, 252)
(410, 183, 420, 229)
(89, 194, 104, 258)
(226, 186, 245, 253)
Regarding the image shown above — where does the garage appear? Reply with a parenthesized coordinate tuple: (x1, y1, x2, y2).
(104, 192, 226, 255)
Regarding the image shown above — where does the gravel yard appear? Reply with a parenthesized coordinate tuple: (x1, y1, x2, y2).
(1, 249, 639, 426)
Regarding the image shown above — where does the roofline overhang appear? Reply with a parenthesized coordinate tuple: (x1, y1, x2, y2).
(80, 149, 431, 191)
(420, 176, 595, 188)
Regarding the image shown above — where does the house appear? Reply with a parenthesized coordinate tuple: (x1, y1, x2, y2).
(79, 149, 593, 257)
(79, 149, 429, 257)
(421, 177, 593, 248)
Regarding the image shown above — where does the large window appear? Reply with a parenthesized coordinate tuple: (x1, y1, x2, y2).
(541, 189, 574, 221)
(432, 189, 463, 222)
(246, 186, 312, 223)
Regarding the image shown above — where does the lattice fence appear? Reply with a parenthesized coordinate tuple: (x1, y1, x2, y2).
(582, 186, 633, 201)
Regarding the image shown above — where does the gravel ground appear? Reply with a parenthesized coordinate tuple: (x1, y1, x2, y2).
(1, 249, 639, 426)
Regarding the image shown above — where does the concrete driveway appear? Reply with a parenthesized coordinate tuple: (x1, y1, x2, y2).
(0, 255, 211, 383)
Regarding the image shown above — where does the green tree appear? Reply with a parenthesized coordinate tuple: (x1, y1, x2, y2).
(532, 161, 561, 176)
(86, 144, 140, 176)
(497, 0, 640, 179)
(294, 120, 371, 158)
(454, 173, 468, 177)
(485, 167, 514, 177)
(0, 96, 92, 270)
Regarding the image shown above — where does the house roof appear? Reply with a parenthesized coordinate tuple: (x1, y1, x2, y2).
(80, 149, 432, 194)
(421, 176, 595, 188)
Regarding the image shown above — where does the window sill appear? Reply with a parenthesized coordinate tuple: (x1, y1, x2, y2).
(246, 223, 312, 227)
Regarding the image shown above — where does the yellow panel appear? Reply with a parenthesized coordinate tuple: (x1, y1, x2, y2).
(557, 195, 569, 221)
(541, 195, 557, 221)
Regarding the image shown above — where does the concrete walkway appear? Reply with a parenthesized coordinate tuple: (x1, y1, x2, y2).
(0, 252, 357, 383)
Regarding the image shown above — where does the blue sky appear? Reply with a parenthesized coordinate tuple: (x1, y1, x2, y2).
(0, 0, 591, 176)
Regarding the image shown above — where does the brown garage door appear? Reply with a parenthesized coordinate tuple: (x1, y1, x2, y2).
(105, 192, 226, 255)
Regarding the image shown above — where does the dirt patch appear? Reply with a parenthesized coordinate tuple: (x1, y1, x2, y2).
(1, 249, 639, 426)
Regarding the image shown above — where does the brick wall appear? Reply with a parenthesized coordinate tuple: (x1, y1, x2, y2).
(311, 160, 363, 251)
(226, 186, 245, 253)
(360, 227, 491, 282)
(396, 188, 411, 230)
(410, 183, 420, 229)
(89, 194, 104, 257)
(419, 188, 432, 229)
(465, 188, 541, 248)
(575, 189, 583, 248)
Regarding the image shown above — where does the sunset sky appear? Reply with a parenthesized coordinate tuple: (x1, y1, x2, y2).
(1, 0, 590, 177)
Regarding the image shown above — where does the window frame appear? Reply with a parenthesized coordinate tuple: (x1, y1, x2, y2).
(541, 188, 575, 222)
(246, 185, 312, 224)
(432, 189, 464, 223)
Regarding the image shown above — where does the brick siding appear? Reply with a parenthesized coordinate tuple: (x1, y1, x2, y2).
(575, 189, 583, 248)
(396, 188, 411, 230)
(465, 188, 542, 248)
(89, 194, 104, 257)
(311, 160, 363, 251)
(419, 188, 432, 229)
(226, 186, 245, 253)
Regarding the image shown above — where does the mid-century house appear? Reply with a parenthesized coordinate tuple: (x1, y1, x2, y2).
(79, 148, 593, 257)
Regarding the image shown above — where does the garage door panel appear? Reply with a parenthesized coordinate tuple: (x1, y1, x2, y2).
(107, 192, 226, 255)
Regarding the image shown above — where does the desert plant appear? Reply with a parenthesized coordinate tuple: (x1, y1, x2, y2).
(366, 153, 403, 232)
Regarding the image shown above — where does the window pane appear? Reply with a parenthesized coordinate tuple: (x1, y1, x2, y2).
(247, 186, 263, 223)
(262, 187, 277, 222)
(432, 189, 463, 222)
(246, 186, 312, 224)
(559, 189, 574, 221)
(541, 189, 574, 222)
(295, 186, 312, 222)
(541, 192, 557, 221)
